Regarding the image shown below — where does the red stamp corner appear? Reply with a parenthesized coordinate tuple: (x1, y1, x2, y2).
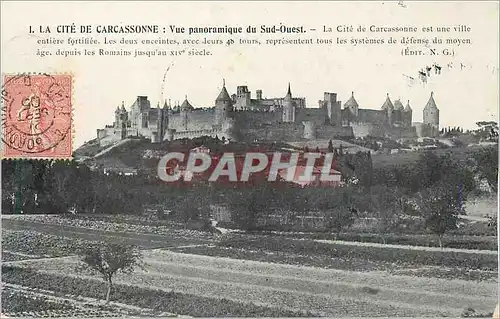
(1, 74, 73, 159)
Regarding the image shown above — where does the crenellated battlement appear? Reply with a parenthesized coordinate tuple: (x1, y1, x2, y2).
(97, 83, 438, 147)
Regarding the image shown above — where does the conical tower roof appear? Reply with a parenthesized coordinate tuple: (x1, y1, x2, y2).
(285, 83, 292, 98)
(393, 99, 404, 110)
(424, 92, 438, 109)
(283, 83, 294, 109)
(381, 93, 394, 110)
(180, 95, 193, 110)
(344, 91, 359, 108)
(120, 101, 126, 112)
(216, 79, 231, 102)
(404, 100, 412, 112)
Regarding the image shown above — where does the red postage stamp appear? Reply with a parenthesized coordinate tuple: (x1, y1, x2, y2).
(1, 73, 73, 159)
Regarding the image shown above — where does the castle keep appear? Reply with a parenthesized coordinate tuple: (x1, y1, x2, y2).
(96, 81, 440, 146)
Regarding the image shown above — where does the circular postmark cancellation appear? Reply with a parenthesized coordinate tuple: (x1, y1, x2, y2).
(1, 73, 73, 158)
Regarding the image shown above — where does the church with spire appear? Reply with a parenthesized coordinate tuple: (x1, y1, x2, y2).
(96, 80, 439, 147)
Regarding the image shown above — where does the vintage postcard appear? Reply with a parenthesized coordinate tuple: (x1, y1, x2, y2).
(1, 1, 498, 318)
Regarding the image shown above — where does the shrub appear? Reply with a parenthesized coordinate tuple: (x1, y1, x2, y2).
(76, 242, 144, 303)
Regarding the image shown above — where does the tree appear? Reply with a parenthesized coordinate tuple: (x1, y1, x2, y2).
(414, 151, 442, 189)
(314, 187, 358, 238)
(487, 214, 497, 230)
(369, 185, 405, 243)
(333, 148, 339, 157)
(70, 164, 94, 213)
(172, 186, 214, 226)
(1, 160, 52, 214)
(49, 160, 81, 213)
(417, 184, 462, 248)
(228, 186, 274, 230)
(474, 121, 499, 141)
(77, 242, 144, 303)
(327, 140, 334, 153)
(471, 146, 498, 193)
(324, 207, 358, 239)
(172, 190, 202, 224)
(227, 182, 296, 230)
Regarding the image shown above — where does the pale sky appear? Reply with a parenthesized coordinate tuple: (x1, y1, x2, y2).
(1, 1, 498, 148)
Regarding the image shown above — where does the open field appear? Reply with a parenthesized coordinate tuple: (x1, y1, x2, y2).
(1, 284, 158, 318)
(1, 218, 213, 251)
(171, 244, 497, 282)
(1, 215, 497, 317)
(3, 213, 496, 249)
(245, 230, 498, 250)
(2, 265, 311, 317)
(4, 250, 497, 317)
